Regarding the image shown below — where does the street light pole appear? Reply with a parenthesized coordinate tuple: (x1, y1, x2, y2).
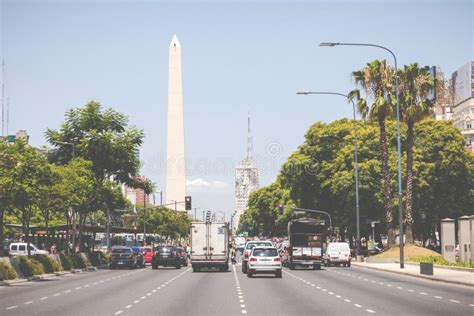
(296, 91, 360, 256)
(320, 41, 404, 268)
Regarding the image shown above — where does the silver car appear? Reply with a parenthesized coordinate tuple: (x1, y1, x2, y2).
(247, 246, 282, 278)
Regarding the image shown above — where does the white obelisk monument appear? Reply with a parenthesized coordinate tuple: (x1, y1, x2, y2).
(165, 34, 186, 210)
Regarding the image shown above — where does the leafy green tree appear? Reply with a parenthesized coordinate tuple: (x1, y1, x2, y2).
(45, 101, 144, 250)
(7, 141, 54, 256)
(398, 64, 436, 243)
(350, 60, 397, 247)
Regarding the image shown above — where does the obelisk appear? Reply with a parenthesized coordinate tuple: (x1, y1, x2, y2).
(165, 34, 186, 210)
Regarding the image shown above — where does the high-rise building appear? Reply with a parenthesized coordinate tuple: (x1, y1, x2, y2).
(122, 175, 150, 207)
(433, 66, 454, 121)
(165, 34, 186, 210)
(452, 61, 474, 152)
(234, 114, 259, 231)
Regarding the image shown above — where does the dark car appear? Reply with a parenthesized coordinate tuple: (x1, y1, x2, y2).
(131, 246, 146, 268)
(110, 246, 140, 269)
(152, 245, 181, 269)
(176, 247, 188, 267)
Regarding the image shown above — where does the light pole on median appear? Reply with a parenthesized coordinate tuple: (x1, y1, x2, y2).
(320, 41, 404, 269)
(296, 91, 361, 257)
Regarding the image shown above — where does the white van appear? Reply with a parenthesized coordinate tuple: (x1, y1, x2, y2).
(9, 242, 49, 256)
(324, 242, 351, 267)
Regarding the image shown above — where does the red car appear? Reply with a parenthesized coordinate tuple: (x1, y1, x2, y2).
(141, 246, 153, 264)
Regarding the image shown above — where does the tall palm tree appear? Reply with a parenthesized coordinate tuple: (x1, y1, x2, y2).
(398, 64, 435, 244)
(350, 59, 397, 247)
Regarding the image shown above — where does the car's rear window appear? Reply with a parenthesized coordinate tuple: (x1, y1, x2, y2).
(131, 247, 141, 253)
(246, 242, 272, 249)
(253, 248, 278, 257)
(112, 248, 132, 253)
(157, 246, 174, 252)
(142, 248, 151, 253)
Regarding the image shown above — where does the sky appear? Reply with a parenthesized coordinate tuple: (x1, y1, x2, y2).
(1, 0, 473, 220)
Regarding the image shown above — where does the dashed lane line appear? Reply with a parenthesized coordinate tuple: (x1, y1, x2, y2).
(284, 270, 375, 314)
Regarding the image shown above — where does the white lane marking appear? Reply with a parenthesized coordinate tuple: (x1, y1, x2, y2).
(311, 284, 315, 287)
(387, 284, 393, 287)
(152, 290, 157, 293)
(147, 293, 152, 296)
(469, 304, 474, 307)
(64, 290, 71, 293)
(24, 301, 33, 305)
(242, 310, 247, 314)
(344, 299, 351, 303)
(40, 296, 48, 300)
(336, 295, 342, 298)
(366, 309, 376, 313)
(75, 287, 82, 290)
(125, 305, 133, 309)
(434, 296, 443, 299)
(408, 289, 414, 292)
(419, 292, 427, 295)
(240, 300, 244, 303)
(450, 300, 460, 303)
(317, 286, 321, 289)
(53, 293, 61, 296)
(364, 279, 368, 281)
(114, 311, 123, 315)
(241, 305, 245, 308)
(84, 284, 90, 287)
(328, 292, 334, 295)
(322, 289, 327, 292)
(141, 296, 146, 300)
(239, 295, 243, 299)
(397, 287, 403, 289)
(354, 304, 362, 308)
(6, 306, 18, 310)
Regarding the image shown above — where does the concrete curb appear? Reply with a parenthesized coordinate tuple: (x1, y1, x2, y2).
(0, 266, 100, 286)
(352, 262, 474, 287)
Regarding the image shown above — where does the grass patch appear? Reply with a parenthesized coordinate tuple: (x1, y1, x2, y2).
(373, 244, 440, 260)
(71, 253, 91, 269)
(0, 261, 17, 281)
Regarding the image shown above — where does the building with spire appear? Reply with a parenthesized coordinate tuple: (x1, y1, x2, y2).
(234, 113, 259, 232)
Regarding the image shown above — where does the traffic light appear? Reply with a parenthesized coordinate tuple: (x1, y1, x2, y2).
(185, 196, 192, 210)
(206, 210, 211, 222)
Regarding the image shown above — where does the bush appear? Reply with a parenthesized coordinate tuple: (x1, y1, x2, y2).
(59, 253, 73, 271)
(71, 253, 91, 269)
(33, 255, 62, 273)
(409, 255, 474, 268)
(88, 251, 109, 266)
(18, 256, 44, 277)
(0, 261, 17, 281)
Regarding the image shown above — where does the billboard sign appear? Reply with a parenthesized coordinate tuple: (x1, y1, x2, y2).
(452, 62, 473, 106)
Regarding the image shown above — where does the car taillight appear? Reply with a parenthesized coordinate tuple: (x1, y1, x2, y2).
(274, 257, 281, 262)
(249, 258, 257, 262)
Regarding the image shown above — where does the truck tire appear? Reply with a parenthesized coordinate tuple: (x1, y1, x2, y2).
(242, 263, 247, 274)
(313, 264, 321, 270)
(288, 263, 295, 270)
(192, 266, 198, 272)
(176, 263, 181, 269)
(247, 270, 253, 278)
(152, 264, 158, 270)
(275, 270, 282, 278)
(347, 261, 351, 268)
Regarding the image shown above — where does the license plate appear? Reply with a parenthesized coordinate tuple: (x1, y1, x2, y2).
(118, 262, 124, 265)
(261, 259, 270, 261)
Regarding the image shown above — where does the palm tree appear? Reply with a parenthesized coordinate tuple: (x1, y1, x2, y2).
(350, 59, 397, 247)
(398, 64, 435, 244)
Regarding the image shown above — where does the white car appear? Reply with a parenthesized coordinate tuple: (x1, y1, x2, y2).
(246, 246, 282, 278)
(9, 242, 49, 256)
(241, 240, 273, 273)
(324, 242, 351, 267)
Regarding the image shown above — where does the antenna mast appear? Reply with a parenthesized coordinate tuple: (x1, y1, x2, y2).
(1, 59, 5, 137)
(246, 112, 254, 162)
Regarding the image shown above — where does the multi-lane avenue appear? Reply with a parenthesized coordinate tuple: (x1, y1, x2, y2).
(1, 256, 473, 316)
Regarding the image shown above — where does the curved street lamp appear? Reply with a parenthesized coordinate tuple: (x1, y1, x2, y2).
(296, 91, 360, 256)
(320, 41, 404, 269)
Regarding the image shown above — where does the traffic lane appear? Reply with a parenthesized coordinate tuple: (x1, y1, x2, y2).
(123, 266, 242, 316)
(337, 265, 474, 304)
(2, 266, 181, 316)
(237, 265, 374, 315)
(289, 266, 473, 315)
(0, 268, 120, 308)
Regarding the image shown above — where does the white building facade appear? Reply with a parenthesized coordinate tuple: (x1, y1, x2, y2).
(234, 115, 259, 232)
(452, 61, 474, 152)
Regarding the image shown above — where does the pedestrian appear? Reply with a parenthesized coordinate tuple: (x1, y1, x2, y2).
(50, 243, 57, 254)
(231, 247, 237, 265)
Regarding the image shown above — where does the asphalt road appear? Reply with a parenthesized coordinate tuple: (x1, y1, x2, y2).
(1, 260, 473, 315)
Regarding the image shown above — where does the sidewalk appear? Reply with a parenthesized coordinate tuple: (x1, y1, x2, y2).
(352, 261, 474, 287)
